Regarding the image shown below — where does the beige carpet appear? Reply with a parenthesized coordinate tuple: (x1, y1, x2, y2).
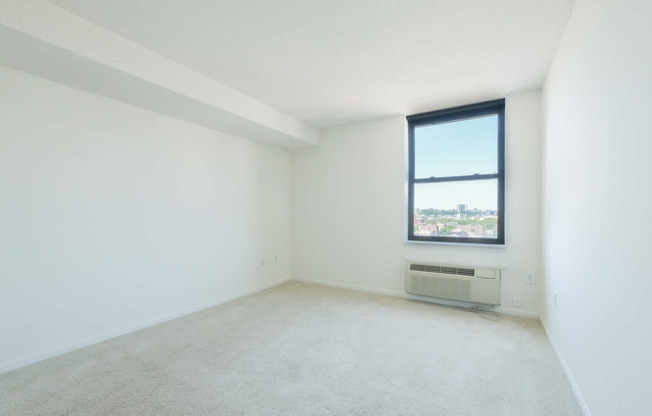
(0, 282, 581, 415)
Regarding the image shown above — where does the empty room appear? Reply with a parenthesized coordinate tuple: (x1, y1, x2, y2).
(1, 0, 650, 415)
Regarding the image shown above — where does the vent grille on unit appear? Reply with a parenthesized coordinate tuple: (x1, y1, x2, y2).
(408, 274, 472, 301)
(409, 263, 475, 277)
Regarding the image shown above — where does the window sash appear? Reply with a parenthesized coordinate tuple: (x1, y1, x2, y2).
(413, 114, 499, 179)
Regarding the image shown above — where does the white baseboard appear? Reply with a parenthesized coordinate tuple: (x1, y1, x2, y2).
(0, 277, 291, 375)
(295, 277, 410, 299)
(540, 318, 592, 416)
(293, 277, 539, 319)
(1, 276, 542, 375)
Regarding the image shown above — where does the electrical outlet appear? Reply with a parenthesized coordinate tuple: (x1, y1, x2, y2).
(554, 293, 557, 308)
(525, 271, 535, 284)
(512, 296, 521, 307)
(274, 256, 278, 263)
(261, 258, 265, 266)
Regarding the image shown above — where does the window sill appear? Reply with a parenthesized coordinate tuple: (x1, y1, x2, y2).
(403, 239, 506, 248)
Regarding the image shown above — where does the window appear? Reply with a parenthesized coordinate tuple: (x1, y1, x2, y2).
(407, 99, 505, 245)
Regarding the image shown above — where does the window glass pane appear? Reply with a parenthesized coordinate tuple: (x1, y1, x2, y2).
(414, 115, 498, 178)
(413, 180, 498, 239)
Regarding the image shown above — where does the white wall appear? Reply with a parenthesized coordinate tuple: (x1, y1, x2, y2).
(292, 91, 542, 316)
(0, 65, 292, 373)
(541, 1, 652, 415)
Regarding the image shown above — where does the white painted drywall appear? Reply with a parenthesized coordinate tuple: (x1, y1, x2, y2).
(0, 65, 292, 373)
(291, 91, 542, 317)
(541, 0, 652, 415)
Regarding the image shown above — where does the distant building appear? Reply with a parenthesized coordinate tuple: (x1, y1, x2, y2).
(456, 204, 467, 213)
(456, 224, 484, 237)
(414, 223, 441, 237)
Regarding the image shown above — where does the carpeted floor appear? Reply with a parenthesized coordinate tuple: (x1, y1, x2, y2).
(0, 281, 581, 415)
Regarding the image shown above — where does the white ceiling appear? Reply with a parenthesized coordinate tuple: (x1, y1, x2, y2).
(2, 0, 576, 146)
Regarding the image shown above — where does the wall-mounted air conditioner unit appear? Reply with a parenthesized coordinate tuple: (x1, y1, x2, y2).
(405, 263, 501, 305)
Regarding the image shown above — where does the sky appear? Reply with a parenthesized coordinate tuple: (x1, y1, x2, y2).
(413, 115, 498, 210)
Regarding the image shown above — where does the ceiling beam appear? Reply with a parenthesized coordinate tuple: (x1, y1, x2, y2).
(0, 0, 319, 149)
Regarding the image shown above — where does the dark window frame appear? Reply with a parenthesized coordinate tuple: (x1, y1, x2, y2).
(407, 99, 505, 245)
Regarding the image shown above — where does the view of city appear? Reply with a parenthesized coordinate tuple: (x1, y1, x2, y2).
(414, 204, 498, 238)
